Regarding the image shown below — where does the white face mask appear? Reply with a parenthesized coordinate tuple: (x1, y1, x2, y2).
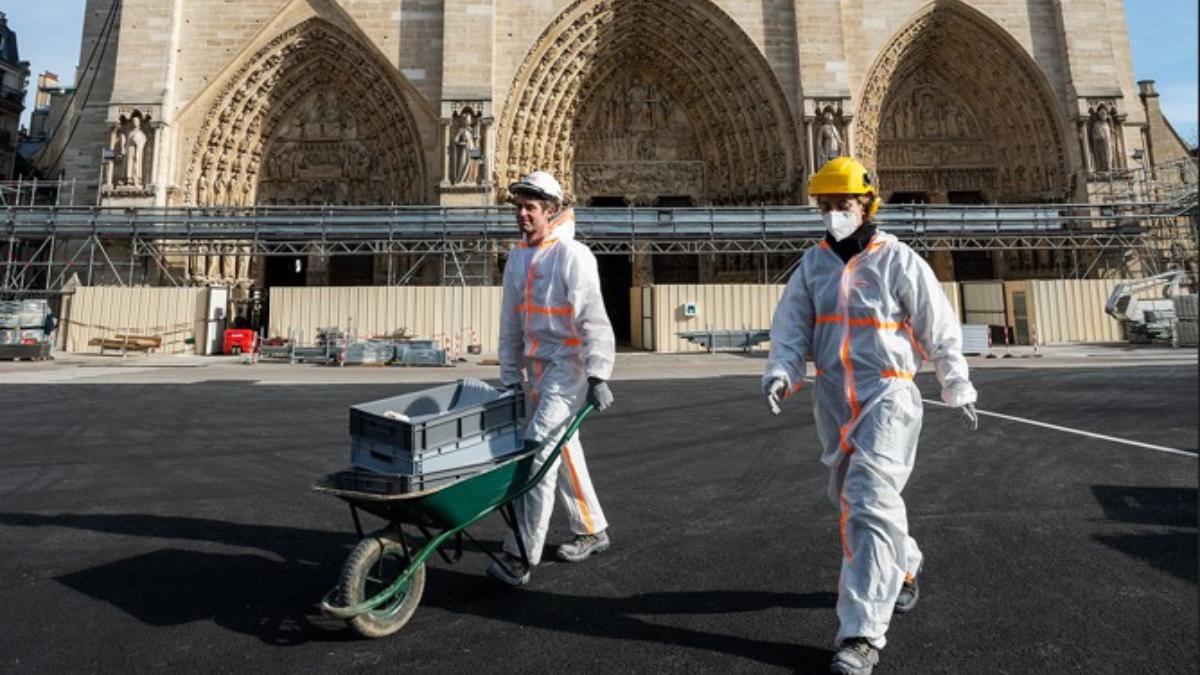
(822, 210, 861, 242)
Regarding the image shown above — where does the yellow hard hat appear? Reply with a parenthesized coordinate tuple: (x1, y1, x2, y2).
(808, 157, 880, 218)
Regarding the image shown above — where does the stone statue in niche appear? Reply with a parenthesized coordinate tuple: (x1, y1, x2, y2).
(816, 108, 843, 167)
(1090, 106, 1115, 172)
(109, 111, 153, 189)
(451, 107, 481, 185)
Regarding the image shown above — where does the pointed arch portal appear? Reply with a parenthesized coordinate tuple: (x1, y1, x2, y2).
(498, 0, 802, 206)
(855, 0, 1072, 203)
(182, 18, 429, 208)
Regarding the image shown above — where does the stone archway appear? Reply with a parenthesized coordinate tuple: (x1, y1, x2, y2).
(182, 18, 428, 208)
(856, 0, 1073, 204)
(497, 0, 801, 206)
(177, 18, 432, 287)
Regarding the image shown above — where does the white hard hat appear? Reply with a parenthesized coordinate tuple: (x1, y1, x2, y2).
(508, 170, 563, 202)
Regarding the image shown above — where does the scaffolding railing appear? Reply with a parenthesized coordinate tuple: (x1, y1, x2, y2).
(0, 178, 84, 207)
(2, 201, 1195, 295)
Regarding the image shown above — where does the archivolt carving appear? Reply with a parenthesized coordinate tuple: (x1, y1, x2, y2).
(497, 0, 800, 205)
(182, 19, 427, 207)
(856, 0, 1071, 202)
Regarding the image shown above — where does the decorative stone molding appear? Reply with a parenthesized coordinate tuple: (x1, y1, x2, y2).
(496, 0, 801, 206)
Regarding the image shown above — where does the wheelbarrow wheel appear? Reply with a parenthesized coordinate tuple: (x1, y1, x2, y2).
(337, 533, 426, 639)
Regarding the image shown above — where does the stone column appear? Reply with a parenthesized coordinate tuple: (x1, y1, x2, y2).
(924, 191, 955, 280)
(480, 117, 494, 187)
(631, 244, 654, 286)
(440, 120, 451, 186)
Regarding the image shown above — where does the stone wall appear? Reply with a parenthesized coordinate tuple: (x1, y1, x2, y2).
(49, 0, 1175, 210)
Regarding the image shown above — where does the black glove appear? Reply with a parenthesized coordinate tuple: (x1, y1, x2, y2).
(587, 377, 613, 411)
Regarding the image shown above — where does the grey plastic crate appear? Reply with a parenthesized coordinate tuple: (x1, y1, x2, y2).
(351, 423, 523, 475)
(342, 341, 395, 365)
(349, 379, 524, 453)
(322, 458, 513, 495)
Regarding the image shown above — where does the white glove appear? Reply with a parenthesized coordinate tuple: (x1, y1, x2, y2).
(765, 378, 787, 416)
(959, 403, 979, 432)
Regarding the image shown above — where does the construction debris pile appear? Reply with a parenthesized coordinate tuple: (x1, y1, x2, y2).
(0, 300, 54, 361)
(257, 326, 453, 366)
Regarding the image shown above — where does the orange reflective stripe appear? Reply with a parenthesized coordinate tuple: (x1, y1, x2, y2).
(530, 360, 545, 403)
(561, 444, 596, 534)
(788, 381, 803, 395)
(815, 314, 844, 325)
(839, 490, 853, 560)
(517, 303, 573, 316)
(881, 369, 914, 380)
(904, 321, 928, 361)
(839, 336, 860, 418)
(848, 317, 901, 330)
(524, 262, 539, 359)
(562, 337, 583, 347)
(839, 425, 854, 454)
(814, 368, 825, 376)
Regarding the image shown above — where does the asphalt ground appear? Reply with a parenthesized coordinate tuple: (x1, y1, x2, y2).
(0, 366, 1195, 674)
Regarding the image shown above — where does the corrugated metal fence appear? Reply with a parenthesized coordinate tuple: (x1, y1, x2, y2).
(632, 283, 962, 353)
(1003, 279, 1141, 345)
(268, 286, 504, 352)
(58, 279, 1147, 356)
(61, 287, 207, 354)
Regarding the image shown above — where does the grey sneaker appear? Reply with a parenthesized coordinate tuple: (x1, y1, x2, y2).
(830, 638, 879, 675)
(894, 574, 919, 614)
(556, 530, 610, 562)
(486, 553, 530, 587)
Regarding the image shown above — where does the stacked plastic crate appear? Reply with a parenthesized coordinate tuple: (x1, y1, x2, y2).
(348, 379, 528, 491)
(0, 300, 51, 345)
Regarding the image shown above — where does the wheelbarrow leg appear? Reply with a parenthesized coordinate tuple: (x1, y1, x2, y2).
(416, 524, 464, 564)
(349, 503, 364, 538)
(498, 501, 532, 568)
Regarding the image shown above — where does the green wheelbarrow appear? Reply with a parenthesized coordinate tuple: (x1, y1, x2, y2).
(314, 404, 593, 638)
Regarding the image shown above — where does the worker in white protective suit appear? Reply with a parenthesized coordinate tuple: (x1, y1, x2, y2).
(488, 170, 616, 587)
(763, 157, 979, 675)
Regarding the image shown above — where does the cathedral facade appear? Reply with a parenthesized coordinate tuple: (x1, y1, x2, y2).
(44, 0, 1192, 285)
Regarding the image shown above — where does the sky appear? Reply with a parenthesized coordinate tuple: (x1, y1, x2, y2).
(3, 0, 1198, 144)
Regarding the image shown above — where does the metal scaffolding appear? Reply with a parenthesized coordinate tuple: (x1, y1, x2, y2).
(2, 199, 1196, 296)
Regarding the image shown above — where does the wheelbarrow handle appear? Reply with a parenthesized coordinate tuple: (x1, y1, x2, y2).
(509, 403, 595, 502)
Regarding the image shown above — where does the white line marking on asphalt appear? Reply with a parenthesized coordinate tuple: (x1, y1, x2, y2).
(924, 399, 1197, 458)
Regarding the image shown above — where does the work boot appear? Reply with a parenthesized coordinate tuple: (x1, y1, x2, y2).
(894, 573, 919, 614)
(486, 553, 530, 587)
(556, 530, 610, 562)
(830, 638, 879, 675)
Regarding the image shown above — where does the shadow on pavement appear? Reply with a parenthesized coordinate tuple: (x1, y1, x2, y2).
(1, 510, 835, 665)
(422, 566, 835, 671)
(0, 511, 356, 645)
(1090, 485, 1198, 583)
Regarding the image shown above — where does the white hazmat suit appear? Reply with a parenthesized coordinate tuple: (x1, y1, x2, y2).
(763, 231, 976, 649)
(499, 208, 614, 564)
